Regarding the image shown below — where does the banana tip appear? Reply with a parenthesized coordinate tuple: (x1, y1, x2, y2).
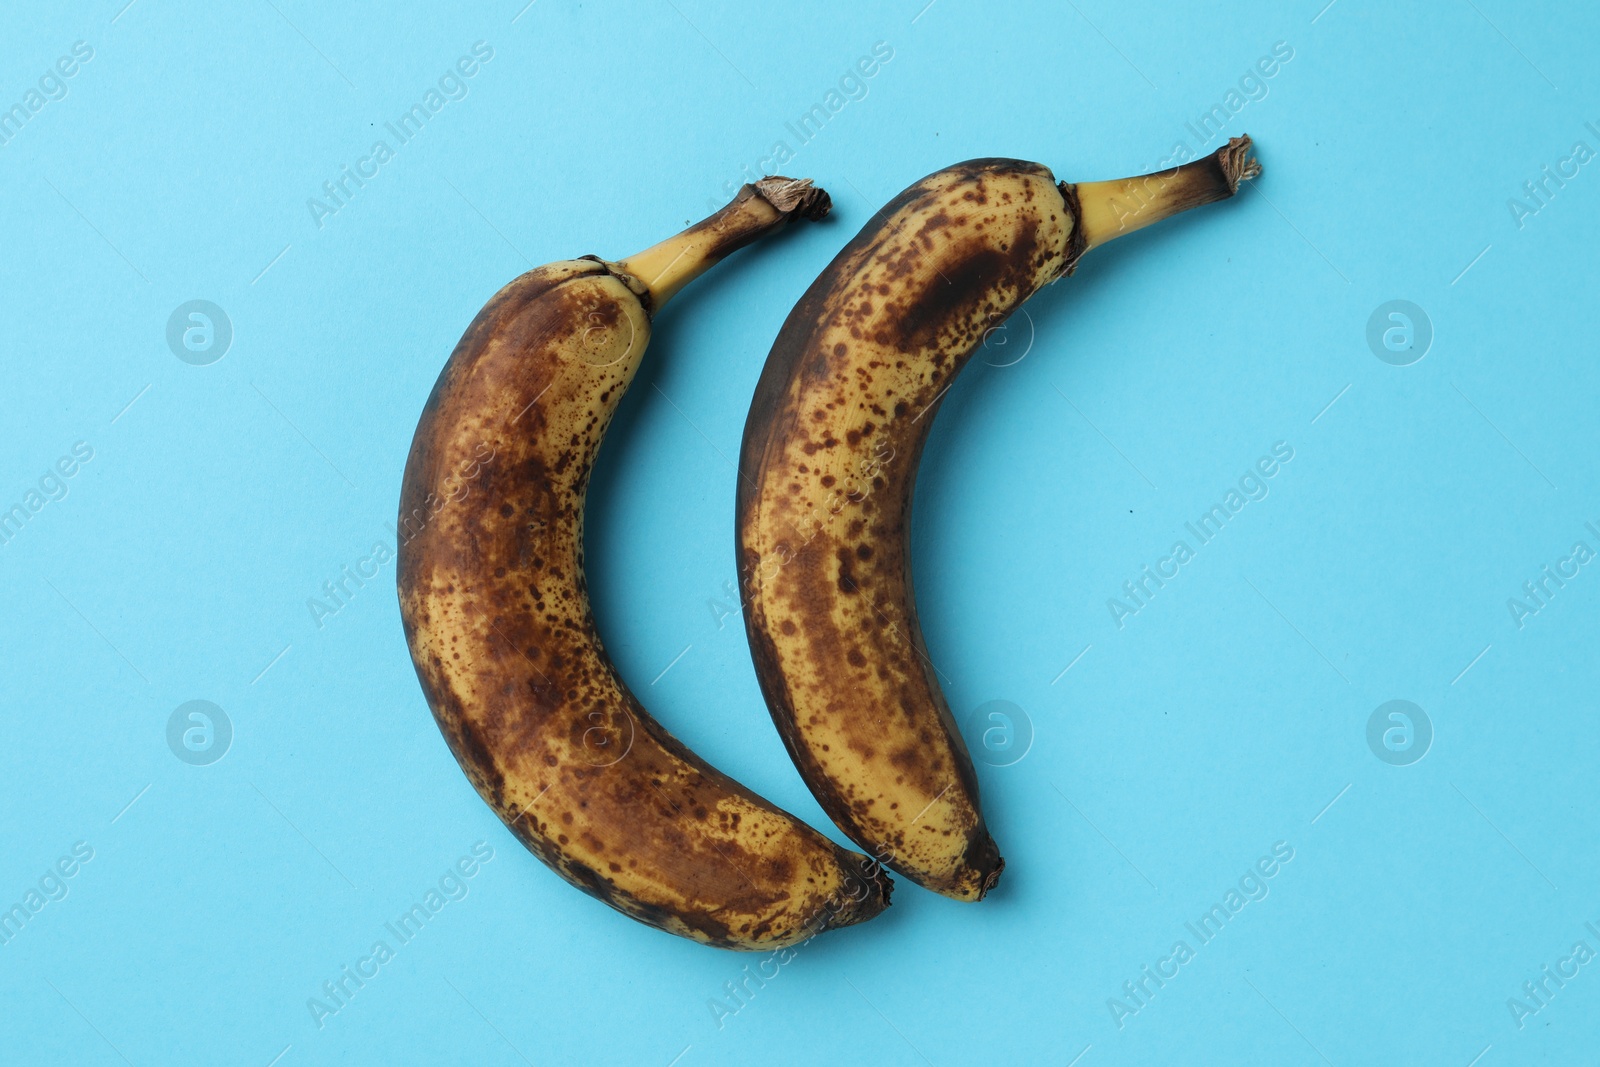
(823, 860, 893, 930)
(967, 831, 1005, 901)
(1219, 134, 1262, 190)
(754, 176, 832, 222)
(978, 856, 1005, 899)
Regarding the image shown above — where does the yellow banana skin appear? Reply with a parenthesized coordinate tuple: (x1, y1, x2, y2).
(737, 138, 1260, 900)
(398, 179, 891, 950)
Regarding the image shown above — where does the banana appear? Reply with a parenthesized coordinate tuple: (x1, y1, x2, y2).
(736, 137, 1261, 900)
(398, 177, 892, 950)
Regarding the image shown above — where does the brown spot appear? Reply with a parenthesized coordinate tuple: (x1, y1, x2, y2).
(836, 547, 858, 594)
(889, 747, 920, 770)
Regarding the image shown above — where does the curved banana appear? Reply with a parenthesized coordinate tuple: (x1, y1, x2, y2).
(736, 137, 1261, 899)
(398, 178, 891, 950)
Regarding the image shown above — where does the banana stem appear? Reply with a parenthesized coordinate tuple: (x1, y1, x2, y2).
(614, 177, 831, 313)
(1070, 134, 1261, 251)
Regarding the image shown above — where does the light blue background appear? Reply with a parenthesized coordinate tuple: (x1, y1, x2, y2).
(2, 1, 1596, 1064)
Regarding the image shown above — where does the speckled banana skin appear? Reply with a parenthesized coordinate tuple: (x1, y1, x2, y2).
(398, 180, 891, 950)
(737, 139, 1260, 900)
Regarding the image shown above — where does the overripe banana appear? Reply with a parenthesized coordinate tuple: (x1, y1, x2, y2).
(398, 178, 892, 950)
(736, 137, 1261, 900)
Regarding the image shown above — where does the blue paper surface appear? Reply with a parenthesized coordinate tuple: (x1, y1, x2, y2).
(2, 1, 1597, 1063)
